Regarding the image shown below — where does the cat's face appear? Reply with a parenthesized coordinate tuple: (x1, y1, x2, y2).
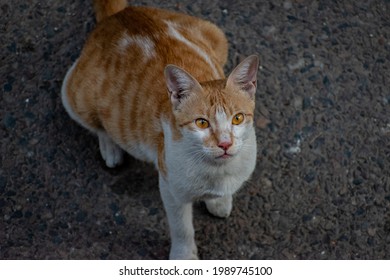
(164, 55, 259, 164)
(174, 80, 255, 164)
(164, 55, 259, 163)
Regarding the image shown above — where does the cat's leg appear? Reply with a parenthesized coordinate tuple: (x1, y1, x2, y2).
(98, 131, 124, 168)
(159, 175, 198, 260)
(205, 194, 233, 218)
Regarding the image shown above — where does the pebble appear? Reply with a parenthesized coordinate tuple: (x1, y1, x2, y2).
(261, 178, 273, 189)
(287, 58, 305, 71)
(294, 96, 303, 109)
(367, 228, 376, 237)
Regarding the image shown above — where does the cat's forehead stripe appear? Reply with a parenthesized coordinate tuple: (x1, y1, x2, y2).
(215, 106, 230, 131)
(215, 106, 227, 122)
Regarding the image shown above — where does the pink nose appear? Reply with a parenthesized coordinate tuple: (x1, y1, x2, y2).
(218, 141, 232, 151)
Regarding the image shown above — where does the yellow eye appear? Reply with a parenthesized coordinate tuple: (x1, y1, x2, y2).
(232, 113, 245, 125)
(195, 118, 209, 129)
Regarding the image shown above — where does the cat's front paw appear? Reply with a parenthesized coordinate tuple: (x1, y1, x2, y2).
(205, 195, 233, 218)
(98, 132, 124, 168)
(169, 243, 198, 260)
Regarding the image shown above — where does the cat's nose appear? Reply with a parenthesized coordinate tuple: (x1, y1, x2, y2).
(218, 141, 232, 151)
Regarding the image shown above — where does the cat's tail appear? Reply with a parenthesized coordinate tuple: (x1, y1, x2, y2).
(93, 0, 127, 22)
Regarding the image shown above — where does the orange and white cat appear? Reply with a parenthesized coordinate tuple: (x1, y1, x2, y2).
(62, 0, 259, 259)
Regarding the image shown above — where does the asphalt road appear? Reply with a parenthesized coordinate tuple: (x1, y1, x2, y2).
(1, 0, 389, 259)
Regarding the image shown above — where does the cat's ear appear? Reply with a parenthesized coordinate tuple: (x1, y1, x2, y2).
(226, 55, 259, 100)
(164, 65, 202, 110)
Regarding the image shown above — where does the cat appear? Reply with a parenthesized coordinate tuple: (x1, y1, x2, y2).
(61, 0, 259, 260)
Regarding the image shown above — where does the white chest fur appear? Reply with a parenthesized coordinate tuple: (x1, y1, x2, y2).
(161, 121, 257, 203)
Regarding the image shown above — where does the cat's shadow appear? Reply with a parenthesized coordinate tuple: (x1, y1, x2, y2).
(98, 153, 159, 197)
(97, 153, 171, 259)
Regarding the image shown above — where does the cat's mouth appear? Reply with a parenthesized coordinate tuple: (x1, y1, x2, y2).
(215, 152, 233, 160)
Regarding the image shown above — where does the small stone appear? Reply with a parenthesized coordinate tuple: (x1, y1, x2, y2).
(261, 178, 273, 188)
(314, 60, 324, 69)
(294, 96, 303, 109)
(367, 228, 376, 236)
(288, 58, 305, 71)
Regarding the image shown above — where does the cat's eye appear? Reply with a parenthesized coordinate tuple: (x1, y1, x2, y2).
(195, 118, 209, 129)
(232, 113, 245, 125)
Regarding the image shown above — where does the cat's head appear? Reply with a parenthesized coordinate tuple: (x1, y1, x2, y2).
(164, 55, 259, 164)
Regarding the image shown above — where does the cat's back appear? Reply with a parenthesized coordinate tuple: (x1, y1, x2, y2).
(64, 5, 228, 163)
(80, 6, 227, 80)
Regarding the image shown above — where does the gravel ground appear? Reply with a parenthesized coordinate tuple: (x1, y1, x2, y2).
(1, 0, 390, 259)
